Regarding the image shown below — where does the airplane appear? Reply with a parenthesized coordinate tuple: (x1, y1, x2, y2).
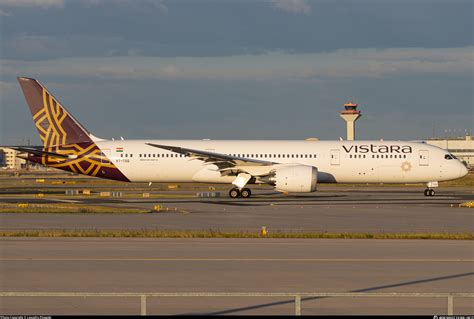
(10, 77, 468, 198)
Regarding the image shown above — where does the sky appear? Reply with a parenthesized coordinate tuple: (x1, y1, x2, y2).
(0, 0, 473, 145)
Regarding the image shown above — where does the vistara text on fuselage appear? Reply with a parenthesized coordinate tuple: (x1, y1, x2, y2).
(11, 77, 468, 198)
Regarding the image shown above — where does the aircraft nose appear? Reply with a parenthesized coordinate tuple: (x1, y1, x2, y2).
(459, 164, 468, 178)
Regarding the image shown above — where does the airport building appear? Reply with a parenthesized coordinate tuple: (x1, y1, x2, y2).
(0, 148, 26, 170)
(425, 135, 474, 168)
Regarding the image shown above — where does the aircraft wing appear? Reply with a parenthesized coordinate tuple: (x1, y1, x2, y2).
(146, 143, 275, 170)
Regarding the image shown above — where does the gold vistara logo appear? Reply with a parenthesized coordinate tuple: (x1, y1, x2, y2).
(30, 89, 128, 181)
(401, 161, 412, 172)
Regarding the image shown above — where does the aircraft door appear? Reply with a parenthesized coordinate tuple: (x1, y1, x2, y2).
(419, 150, 429, 166)
(330, 149, 340, 165)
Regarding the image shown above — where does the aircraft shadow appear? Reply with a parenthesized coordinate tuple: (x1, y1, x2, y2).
(178, 271, 474, 315)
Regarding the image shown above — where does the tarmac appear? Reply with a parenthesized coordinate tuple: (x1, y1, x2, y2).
(0, 183, 473, 314)
(0, 238, 473, 315)
(0, 186, 473, 233)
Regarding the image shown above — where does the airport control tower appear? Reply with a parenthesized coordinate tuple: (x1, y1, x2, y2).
(340, 101, 361, 141)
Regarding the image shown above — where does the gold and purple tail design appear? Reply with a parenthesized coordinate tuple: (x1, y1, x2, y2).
(17, 77, 129, 181)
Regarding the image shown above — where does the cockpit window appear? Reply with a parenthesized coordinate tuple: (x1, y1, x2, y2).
(444, 154, 455, 160)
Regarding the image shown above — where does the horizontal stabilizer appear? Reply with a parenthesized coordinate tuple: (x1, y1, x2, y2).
(8, 146, 72, 159)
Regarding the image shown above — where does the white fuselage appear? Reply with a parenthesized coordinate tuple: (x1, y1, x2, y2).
(95, 139, 467, 184)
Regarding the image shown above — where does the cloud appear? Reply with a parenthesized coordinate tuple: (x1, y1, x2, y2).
(1, 1, 471, 61)
(0, 0, 63, 7)
(1, 47, 472, 81)
(0, 9, 9, 15)
(271, 0, 311, 15)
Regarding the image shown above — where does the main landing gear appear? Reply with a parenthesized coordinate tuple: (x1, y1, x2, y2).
(229, 187, 252, 198)
(424, 188, 435, 197)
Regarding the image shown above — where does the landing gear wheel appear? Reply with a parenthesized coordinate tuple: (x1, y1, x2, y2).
(424, 189, 435, 197)
(241, 188, 251, 198)
(229, 188, 241, 198)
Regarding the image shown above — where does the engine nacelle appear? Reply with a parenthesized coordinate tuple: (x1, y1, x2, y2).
(271, 165, 318, 193)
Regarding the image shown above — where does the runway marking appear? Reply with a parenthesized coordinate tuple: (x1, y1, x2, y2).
(1, 258, 472, 262)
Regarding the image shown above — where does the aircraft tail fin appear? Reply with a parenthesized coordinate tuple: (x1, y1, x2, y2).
(17, 77, 100, 148)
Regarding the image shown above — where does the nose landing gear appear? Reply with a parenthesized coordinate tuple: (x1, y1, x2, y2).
(424, 182, 438, 197)
(424, 188, 435, 197)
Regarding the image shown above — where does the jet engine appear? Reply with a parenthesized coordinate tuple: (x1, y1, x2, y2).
(270, 165, 317, 193)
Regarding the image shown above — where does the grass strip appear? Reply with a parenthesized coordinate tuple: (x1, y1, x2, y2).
(0, 230, 472, 240)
